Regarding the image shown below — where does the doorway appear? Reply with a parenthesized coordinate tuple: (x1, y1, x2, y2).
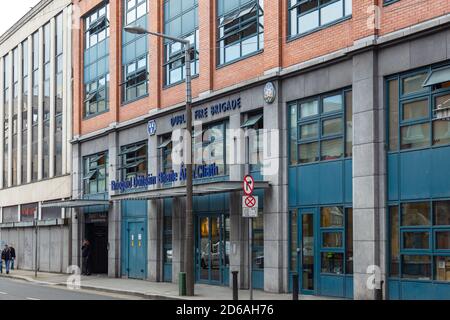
(84, 213, 108, 274)
(196, 214, 230, 285)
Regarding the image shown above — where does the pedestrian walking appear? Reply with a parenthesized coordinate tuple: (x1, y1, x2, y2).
(1, 245, 12, 274)
(9, 245, 15, 270)
(81, 239, 91, 276)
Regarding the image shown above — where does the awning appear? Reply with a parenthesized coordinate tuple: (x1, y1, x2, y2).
(110, 180, 270, 201)
(423, 66, 450, 87)
(241, 114, 263, 128)
(41, 199, 110, 209)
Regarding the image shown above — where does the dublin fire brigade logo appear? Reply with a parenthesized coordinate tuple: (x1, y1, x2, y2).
(263, 82, 276, 104)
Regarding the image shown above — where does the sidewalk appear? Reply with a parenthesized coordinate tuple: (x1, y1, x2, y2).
(0, 269, 338, 300)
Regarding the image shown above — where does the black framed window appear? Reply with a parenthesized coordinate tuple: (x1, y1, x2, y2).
(31, 31, 39, 182)
(163, 0, 199, 86)
(122, 0, 148, 103)
(217, 0, 264, 66)
(43, 23, 50, 179)
(83, 151, 108, 195)
(241, 112, 263, 172)
(288, 0, 352, 38)
(387, 65, 450, 153)
(55, 13, 63, 176)
(119, 141, 148, 180)
(288, 88, 352, 165)
(158, 134, 173, 174)
(84, 2, 110, 117)
(3, 53, 10, 187)
(12, 47, 18, 186)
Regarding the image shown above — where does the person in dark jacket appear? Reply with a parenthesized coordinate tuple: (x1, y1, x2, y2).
(9, 245, 15, 270)
(81, 240, 91, 276)
(1, 245, 12, 274)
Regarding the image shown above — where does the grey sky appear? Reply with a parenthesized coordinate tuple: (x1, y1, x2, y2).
(0, 0, 41, 36)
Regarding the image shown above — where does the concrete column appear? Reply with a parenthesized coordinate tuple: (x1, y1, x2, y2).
(263, 81, 288, 293)
(352, 50, 386, 300)
(108, 131, 120, 277)
(172, 197, 185, 283)
(49, 17, 56, 178)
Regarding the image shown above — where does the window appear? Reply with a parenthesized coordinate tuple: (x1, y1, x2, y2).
(55, 13, 63, 176)
(122, 0, 148, 102)
(12, 48, 18, 186)
(119, 141, 147, 180)
(3, 54, 10, 187)
(21, 39, 29, 183)
(158, 134, 173, 174)
(83, 152, 108, 195)
(43, 23, 50, 179)
(289, 89, 352, 165)
(319, 207, 353, 275)
(193, 121, 229, 176)
(241, 112, 263, 172)
(389, 200, 450, 281)
(163, 0, 199, 86)
(288, 0, 352, 38)
(252, 211, 264, 270)
(31, 32, 39, 181)
(163, 201, 172, 264)
(84, 3, 110, 117)
(387, 66, 450, 152)
(217, 0, 264, 65)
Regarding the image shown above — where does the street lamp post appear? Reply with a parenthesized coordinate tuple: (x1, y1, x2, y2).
(124, 26, 194, 296)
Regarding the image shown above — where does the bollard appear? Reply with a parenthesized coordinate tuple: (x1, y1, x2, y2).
(179, 272, 186, 296)
(232, 271, 239, 300)
(375, 280, 384, 300)
(292, 273, 299, 301)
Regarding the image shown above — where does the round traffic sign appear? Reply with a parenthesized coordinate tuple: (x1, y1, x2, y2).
(243, 175, 255, 195)
(244, 195, 256, 208)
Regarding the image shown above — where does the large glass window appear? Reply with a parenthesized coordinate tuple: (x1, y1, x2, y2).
(83, 152, 108, 195)
(84, 3, 110, 117)
(217, 0, 264, 65)
(12, 48, 18, 186)
(55, 13, 63, 176)
(158, 134, 173, 174)
(43, 23, 50, 179)
(241, 112, 263, 172)
(3, 54, 10, 187)
(122, 0, 148, 103)
(388, 66, 450, 152)
(31, 31, 39, 181)
(389, 200, 450, 281)
(289, 89, 352, 165)
(163, 0, 199, 86)
(252, 211, 264, 271)
(119, 141, 147, 180)
(21, 39, 29, 183)
(288, 0, 352, 38)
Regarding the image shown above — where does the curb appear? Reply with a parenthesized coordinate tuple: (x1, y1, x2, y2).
(0, 273, 184, 300)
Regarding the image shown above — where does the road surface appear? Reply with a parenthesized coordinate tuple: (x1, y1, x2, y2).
(0, 277, 143, 300)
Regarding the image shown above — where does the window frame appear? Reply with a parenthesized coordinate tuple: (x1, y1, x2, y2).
(83, 151, 108, 195)
(118, 141, 148, 181)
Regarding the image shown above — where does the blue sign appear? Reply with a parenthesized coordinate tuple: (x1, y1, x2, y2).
(111, 163, 220, 193)
(147, 120, 157, 136)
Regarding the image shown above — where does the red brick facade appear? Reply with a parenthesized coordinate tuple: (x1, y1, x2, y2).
(72, 0, 450, 136)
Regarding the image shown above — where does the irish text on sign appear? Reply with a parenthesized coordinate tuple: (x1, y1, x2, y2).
(243, 195, 258, 218)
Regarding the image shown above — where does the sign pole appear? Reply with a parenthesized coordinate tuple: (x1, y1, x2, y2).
(249, 217, 253, 300)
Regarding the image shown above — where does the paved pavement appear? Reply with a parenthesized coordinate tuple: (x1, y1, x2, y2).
(0, 277, 143, 300)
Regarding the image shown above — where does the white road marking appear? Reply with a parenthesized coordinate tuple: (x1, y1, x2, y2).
(25, 297, 40, 300)
(0, 292, 7, 295)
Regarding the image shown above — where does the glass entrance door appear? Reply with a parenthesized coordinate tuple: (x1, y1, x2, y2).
(197, 214, 229, 285)
(291, 208, 316, 294)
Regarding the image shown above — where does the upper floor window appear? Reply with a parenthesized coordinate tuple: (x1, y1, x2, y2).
(119, 141, 148, 180)
(122, 0, 148, 103)
(241, 112, 263, 172)
(217, 0, 264, 66)
(83, 152, 108, 195)
(288, 0, 352, 38)
(289, 89, 352, 165)
(84, 3, 110, 118)
(158, 134, 173, 174)
(387, 65, 450, 152)
(163, 0, 199, 86)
